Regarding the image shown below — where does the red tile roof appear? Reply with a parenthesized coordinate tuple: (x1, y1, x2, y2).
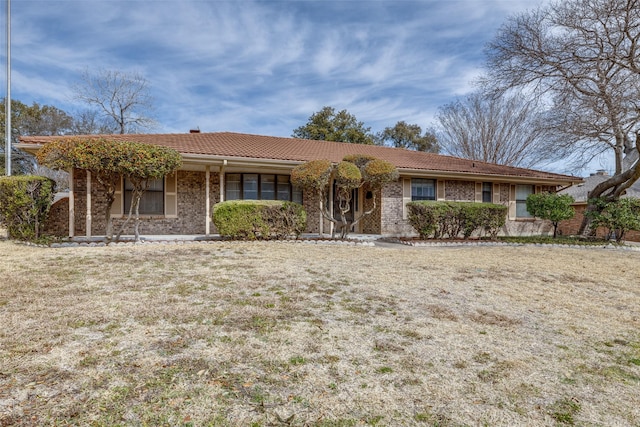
(19, 132, 579, 183)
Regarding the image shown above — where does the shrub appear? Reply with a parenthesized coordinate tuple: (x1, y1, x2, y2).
(406, 201, 507, 240)
(526, 192, 575, 238)
(212, 200, 306, 240)
(586, 197, 640, 241)
(0, 175, 56, 240)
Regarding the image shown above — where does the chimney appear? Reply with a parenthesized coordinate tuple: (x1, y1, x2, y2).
(590, 169, 608, 176)
(189, 128, 200, 134)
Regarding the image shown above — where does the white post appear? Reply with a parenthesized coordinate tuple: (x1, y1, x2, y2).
(205, 166, 211, 235)
(219, 160, 226, 202)
(86, 170, 92, 238)
(4, 0, 10, 176)
(68, 168, 75, 238)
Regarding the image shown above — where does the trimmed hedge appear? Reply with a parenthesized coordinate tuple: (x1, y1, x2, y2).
(212, 200, 307, 240)
(406, 201, 507, 239)
(0, 175, 56, 240)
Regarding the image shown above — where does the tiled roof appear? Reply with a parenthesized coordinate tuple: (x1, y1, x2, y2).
(19, 131, 580, 182)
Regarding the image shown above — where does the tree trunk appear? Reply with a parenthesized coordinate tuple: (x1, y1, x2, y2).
(134, 190, 141, 242)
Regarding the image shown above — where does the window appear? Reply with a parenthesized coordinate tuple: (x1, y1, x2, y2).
(225, 173, 303, 202)
(243, 174, 259, 200)
(226, 174, 241, 200)
(411, 178, 436, 201)
(124, 178, 164, 215)
(516, 185, 534, 218)
(482, 182, 493, 203)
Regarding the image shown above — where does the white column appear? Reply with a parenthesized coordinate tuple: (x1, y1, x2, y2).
(205, 166, 211, 235)
(68, 168, 74, 238)
(86, 170, 91, 238)
(219, 160, 227, 202)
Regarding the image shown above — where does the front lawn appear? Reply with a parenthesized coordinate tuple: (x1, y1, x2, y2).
(0, 241, 638, 426)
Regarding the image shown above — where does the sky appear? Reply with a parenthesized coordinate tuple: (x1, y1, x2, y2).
(5, 0, 609, 175)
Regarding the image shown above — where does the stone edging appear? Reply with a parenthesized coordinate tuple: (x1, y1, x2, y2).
(397, 239, 640, 251)
(11, 238, 639, 251)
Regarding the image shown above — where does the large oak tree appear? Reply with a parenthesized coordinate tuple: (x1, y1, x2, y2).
(292, 106, 375, 145)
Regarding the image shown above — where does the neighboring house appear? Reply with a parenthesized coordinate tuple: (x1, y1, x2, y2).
(558, 169, 640, 240)
(18, 131, 581, 238)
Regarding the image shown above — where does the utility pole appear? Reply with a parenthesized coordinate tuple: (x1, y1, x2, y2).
(4, 0, 10, 176)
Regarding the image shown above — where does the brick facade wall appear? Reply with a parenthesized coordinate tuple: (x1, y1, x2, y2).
(43, 169, 567, 238)
(380, 180, 415, 236)
(445, 180, 475, 201)
(45, 170, 221, 237)
(558, 204, 640, 241)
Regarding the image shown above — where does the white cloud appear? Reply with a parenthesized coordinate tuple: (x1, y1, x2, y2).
(2, 0, 546, 137)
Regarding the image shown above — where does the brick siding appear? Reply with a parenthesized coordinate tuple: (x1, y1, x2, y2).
(445, 180, 475, 201)
(44, 170, 567, 238)
(558, 204, 640, 241)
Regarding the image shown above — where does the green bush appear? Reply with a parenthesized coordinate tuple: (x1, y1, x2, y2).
(526, 193, 575, 238)
(406, 201, 507, 240)
(586, 197, 640, 241)
(0, 175, 56, 240)
(212, 200, 307, 240)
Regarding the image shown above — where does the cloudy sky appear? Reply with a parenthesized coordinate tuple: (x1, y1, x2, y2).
(3, 0, 548, 135)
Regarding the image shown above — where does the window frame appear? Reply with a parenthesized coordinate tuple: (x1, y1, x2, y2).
(123, 177, 165, 216)
(225, 173, 302, 202)
(482, 182, 493, 203)
(515, 184, 534, 218)
(411, 178, 436, 201)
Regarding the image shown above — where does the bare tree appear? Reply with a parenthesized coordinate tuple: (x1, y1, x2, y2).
(435, 92, 561, 169)
(70, 110, 120, 135)
(73, 69, 156, 134)
(483, 0, 640, 209)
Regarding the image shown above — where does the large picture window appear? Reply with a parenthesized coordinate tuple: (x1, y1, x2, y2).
(516, 185, 534, 218)
(411, 178, 436, 201)
(226, 173, 302, 203)
(124, 178, 165, 215)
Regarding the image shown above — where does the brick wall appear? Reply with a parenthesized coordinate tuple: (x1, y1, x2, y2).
(43, 170, 573, 239)
(445, 180, 475, 201)
(45, 170, 221, 237)
(558, 204, 640, 241)
(380, 180, 415, 236)
(43, 198, 69, 236)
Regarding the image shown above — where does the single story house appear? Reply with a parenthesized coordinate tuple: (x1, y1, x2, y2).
(18, 131, 582, 238)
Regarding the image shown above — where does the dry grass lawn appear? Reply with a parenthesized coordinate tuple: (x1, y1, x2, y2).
(0, 240, 639, 426)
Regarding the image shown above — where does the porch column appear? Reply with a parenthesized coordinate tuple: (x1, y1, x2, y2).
(205, 166, 211, 235)
(68, 168, 75, 238)
(219, 160, 226, 202)
(86, 170, 92, 238)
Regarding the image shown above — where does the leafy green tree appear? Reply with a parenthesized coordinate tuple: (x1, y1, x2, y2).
(37, 137, 131, 240)
(586, 197, 640, 242)
(376, 121, 439, 153)
(114, 142, 182, 242)
(0, 175, 56, 240)
(526, 193, 575, 238)
(291, 154, 398, 238)
(1, 99, 75, 175)
(37, 138, 181, 242)
(292, 106, 375, 145)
